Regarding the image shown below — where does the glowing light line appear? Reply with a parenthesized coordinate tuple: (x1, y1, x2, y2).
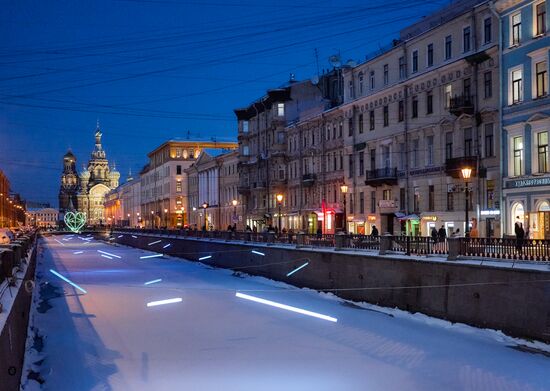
(146, 297, 182, 307)
(140, 253, 163, 259)
(251, 250, 265, 256)
(49, 269, 87, 294)
(73, 251, 84, 254)
(148, 240, 162, 246)
(54, 239, 65, 246)
(198, 255, 212, 260)
(117, 235, 123, 238)
(286, 262, 310, 277)
(144, 279, 162, 285)
(163, 243, 171, 249)
(101, 254, 113, 259)
(132, 235, 138, 238)
(97, 250, 121, 259)
(235, 292, 337, 322)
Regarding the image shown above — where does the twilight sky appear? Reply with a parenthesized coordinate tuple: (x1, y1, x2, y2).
(0, 0, 449, 206)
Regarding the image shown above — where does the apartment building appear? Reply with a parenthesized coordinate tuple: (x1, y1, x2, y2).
(341, 0, 500, 237)
(141, 140, 237, 229)
(497, 0, 550, 238)
(186, 150, 242, 230)
(104, 175, 141, 227)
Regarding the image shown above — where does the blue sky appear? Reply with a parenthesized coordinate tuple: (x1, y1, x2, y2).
(0, 0, 449, 206)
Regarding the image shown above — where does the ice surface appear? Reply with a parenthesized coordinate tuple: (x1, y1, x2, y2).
(20, 236, 550, 391)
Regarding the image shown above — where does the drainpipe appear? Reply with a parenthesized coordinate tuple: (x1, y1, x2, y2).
(489, 1, 504, 237)
(471, 6, 482, 233)
(403, 42, 410, 217)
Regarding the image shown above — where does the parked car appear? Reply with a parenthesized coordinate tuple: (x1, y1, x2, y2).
(0, 228, 15, 244)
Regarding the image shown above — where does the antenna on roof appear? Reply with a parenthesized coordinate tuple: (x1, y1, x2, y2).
(329, 54, 341, 68)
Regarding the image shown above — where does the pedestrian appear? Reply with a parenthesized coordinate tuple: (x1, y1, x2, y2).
(316, 227, 322, 239)
(227, 224, 233, 231)
(371, 225, 379, 236)
(515, 222, 525, 253)
(431, 226, 438, 243)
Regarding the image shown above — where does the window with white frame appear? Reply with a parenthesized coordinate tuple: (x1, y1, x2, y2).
(427, 43, 434, 67)
(445, 35, 452, 60)
(484, 17, 492, 44)
(242, 121, 249, 133)
(277, 103, 285, 117)
(536, 60, 548, 98)
(511, 13, 521, 46)
(510, 67, 523, 104)
(412, 50, 418, 73)
(513, 135, 524, 176)
(538, 131, 549, 173)
(535, 1, 546, 36)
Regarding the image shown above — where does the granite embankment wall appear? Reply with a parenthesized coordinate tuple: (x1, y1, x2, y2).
(115, 232, 550, 343)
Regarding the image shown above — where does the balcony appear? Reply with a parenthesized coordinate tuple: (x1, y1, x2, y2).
(365, 168, 398, 186)
(449, 94, 474, 116)
(302, 173, 317, 187)
(445, 156, 478, 178)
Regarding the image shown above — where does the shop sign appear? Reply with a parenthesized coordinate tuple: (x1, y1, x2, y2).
(480, 210, 500, 216)
(421, 216, 437, 221)
(367, 215, 377, 222)
(506, 177, 550, 189)
(378, 200, 397, 209)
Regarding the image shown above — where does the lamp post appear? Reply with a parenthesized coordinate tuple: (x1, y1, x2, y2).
(202, 202, 209, 231)
(151, 210, 155, 229)
(276, 194, 283, 233)
(340, 184, 348, 233)
(164, 208, 168, 229)
(232, 199, 238, 229)
(127, 213, 130, 227)
(461, 167, 472, 237)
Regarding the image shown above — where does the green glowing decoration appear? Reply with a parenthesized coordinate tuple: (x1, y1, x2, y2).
(64, 211, 87, 233)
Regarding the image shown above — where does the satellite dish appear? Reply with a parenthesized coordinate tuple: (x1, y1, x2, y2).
(346, 59, 357, 67)
(329, 54, 341, 68)
(311, 75, 319, 85)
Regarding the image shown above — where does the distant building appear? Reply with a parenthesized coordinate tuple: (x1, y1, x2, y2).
(28, 208, 59, 228)
(104, 174, 141, 227)
(141, 140, 237, 229)
(0, 169, 26, 227)
(496, 0, 550, 238)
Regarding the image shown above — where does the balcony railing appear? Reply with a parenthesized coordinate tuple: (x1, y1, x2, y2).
(365, 167, 398, 186)
(449, 94, 474, 116)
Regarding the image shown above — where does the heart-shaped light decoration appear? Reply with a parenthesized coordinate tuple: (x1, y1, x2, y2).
(64, 211, 87, 233)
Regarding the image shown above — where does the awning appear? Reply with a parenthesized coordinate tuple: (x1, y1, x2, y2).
(394, 212, 406, 218)
(398, 214, 420, 221)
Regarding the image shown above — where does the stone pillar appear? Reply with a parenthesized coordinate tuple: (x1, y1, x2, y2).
(379, 234, 392, 255)
(447, 238, 461, 261)
(334, 232, 347, 250)
(296, 232, 306, 248)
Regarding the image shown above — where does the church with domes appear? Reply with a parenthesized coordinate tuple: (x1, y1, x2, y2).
(59, 123, 120, 225)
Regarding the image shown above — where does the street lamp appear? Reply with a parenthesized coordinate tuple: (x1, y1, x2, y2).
(202, 202, 209, 231)
(164, 208, 168, 229)
(461, 167, 472, 237)
(232, 199, 238, 229)
(151, 210, 155, 229)
(276, 194, 283, 233)
(340, 184, 348, 233)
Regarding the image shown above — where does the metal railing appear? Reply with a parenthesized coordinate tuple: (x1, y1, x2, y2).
(459, 237, 550, 262)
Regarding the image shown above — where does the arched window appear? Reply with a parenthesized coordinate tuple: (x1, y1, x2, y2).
(538, 201, 550, 211)
(511, 202, 525, 233)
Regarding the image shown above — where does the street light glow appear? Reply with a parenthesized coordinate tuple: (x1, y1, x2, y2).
(461, 167, 472, 180)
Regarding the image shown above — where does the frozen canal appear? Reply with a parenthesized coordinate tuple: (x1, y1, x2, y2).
(22, 235, 550, 390)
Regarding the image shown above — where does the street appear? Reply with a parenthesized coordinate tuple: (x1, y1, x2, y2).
(22, 235, 550, 391)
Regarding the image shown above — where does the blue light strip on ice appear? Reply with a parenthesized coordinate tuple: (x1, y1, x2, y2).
(97, 250, 121, 259)
(147, 297, 182, 307)
(144, 279, 162, 285)
(198, 255, 212, 260)
(132, 235, 138, 238)
(101, 254, 113, 259)
(140, 253, 163, 259)
(54, 239, 65, 246)
(163, 243, 171, 249)
(251, 250, 265, 256)
(148, 240, 161, 246)
(49, 269, 87, 294)
(73, 251, 84, 255)
(286, 262, 310, 277)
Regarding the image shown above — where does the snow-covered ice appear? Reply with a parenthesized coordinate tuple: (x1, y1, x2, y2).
(20, 235, 550, 391)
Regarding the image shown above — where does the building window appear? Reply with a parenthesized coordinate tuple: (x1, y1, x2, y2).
(369, 110, 375, 131)
(339, 121, 343, 137)
(383, 189, 392, 201)
(399, 56, 406, 79)
(536, 2, 546, 36)
(359, 72, 364, 95)
(412, 50, 418, 73)
(370, 191, 376, 213)
(383, 106, 389, 127)
(428, 185, 435, 211)
(176, 180, 182, 193)
(484, 17, 492, 44)
(445, 35, 452, 60)
(463, 26, 471, 52)
(243, 145, 249, 156)
(538, 131, 549, 173)
(413, 187, 420, 212)
(383, 64, 389, 85)
(176, 165, 182, 175)
(370, 70, 375, 90)
(370, 148, 376, 170)
(411, 96, 418, 118)
(445, 132, 453, 160)
(445, 84, 452, 108)
(484, 71, 492, 98)
(485, 123, 494, 157)
(427, 43, 434, 67)
(412, 139, 419, 168)
(463, 77, 471, 97)
(348, 154, 353, 178)
(427, 135, 434, 165)
(511, 13, 521, 46)
(348, 118, 353, 136)
(360, 192, 365, 214)
(398, 100, 404, 122)
(277, 103, 285, 117)
(536, 61, 548, 98)
(242, 121, 249, 133)
(511, 68, 523, 104)
(359, 151, 364, 176)
(348, 80, 354, 99)
(464, 127, 473, 157)
(382, 145, 390, 168)
(358, 114, 364, 134)
(400, 187, 405, 210)
(447, 185, 454, 211)
(426, 92, 433, 114)
(513, 136, 523, 176)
